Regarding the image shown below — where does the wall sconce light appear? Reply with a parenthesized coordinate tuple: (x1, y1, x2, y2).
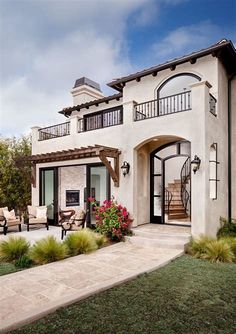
(121, 161, 130, 177)
(191, 155, 201, 174)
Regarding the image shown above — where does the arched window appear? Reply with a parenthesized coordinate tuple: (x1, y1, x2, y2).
(209, 143, 219, 199)
(157, 73, 201, 115)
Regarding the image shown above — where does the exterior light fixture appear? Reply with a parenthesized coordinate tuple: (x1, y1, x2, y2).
(191, 155, 201, 174)
(121, 161, 130, 177)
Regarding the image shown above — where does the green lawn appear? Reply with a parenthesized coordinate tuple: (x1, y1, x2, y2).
(11, 256, 236, 334)
(0, 262, 21, 276)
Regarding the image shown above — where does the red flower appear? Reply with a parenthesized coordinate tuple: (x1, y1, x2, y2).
(88, 197, 95, 203)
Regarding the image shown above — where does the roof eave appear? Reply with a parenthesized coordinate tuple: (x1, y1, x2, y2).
(107, 40, 236, 90)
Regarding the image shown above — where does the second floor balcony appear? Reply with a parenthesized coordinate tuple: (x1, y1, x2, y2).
(37, 86, 216, 142)
(134, 91, 191, 121)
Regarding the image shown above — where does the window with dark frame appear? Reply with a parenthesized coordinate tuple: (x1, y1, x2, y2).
(209, 143, 219, 200)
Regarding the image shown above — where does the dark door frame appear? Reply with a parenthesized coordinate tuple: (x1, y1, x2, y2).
(39, 162, 111, 226)
(39, 167, 59, 224)
(86, 163, 111, 226)
(150, 141, 190, 224)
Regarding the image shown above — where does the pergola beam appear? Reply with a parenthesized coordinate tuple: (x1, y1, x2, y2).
(19, 145, 121, 187)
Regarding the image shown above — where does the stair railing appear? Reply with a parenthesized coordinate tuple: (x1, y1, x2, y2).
(165, 188, 173, 216)
(180, 157, 191, 214)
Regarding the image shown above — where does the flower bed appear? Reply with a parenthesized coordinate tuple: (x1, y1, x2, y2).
(89, 198, 133, 241)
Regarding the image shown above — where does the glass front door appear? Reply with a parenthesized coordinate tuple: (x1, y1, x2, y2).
(40, 168, 58, 224)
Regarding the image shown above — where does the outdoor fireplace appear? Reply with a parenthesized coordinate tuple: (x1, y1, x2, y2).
(66, 190, 80, 206)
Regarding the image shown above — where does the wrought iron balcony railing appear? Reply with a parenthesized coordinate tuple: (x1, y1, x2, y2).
(78, 106, 123, 132)
(38, 121, 70, 141)
(134, 91, 191, 121)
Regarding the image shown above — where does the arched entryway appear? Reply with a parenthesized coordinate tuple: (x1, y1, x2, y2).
(150, 140, 191, 226)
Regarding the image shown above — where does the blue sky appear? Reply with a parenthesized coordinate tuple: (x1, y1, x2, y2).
(0, 0, 235, 136)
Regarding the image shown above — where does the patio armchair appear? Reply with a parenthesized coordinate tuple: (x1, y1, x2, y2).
(61, 209, 87, 240)
(26, 205, 49, 231)
(0, 207, 22, 235)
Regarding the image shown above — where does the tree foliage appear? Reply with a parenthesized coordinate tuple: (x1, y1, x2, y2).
(0, 136, 31, 212)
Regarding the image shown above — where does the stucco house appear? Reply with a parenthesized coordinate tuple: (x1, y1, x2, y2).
(27, 38, 236, 237)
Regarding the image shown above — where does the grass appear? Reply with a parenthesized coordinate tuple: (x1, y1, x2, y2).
(0, 262, 21, 276)
(11, 256, 236, 334)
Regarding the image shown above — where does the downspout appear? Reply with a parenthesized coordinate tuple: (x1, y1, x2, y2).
(228, 73, 236, 222)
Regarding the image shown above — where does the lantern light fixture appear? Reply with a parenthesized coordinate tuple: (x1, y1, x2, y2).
(121, 161, 130, 177)
(191, 155, 201, 174)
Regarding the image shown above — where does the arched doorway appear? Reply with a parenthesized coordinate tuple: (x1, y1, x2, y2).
(150, 140, 191, 225)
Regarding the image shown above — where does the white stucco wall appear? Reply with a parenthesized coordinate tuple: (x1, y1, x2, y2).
(31, 55, 231, 237)
(231, 77, 236, 219)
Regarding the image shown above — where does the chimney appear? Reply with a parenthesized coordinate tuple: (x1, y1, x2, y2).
(71, 77, 104, 105)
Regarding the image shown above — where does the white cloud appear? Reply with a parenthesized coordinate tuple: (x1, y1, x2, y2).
(0, 0, 154, 136)
(151, 21, 221, 61)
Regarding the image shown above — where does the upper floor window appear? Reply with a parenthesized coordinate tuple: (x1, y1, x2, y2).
(158, 73, 201, 98)
(209, 143, 219, 200)
(157, 73, 201, 115)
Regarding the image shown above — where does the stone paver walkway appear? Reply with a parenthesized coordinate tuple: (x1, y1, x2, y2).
(0, 224, 191, 333)
(0, 240, 184, 333)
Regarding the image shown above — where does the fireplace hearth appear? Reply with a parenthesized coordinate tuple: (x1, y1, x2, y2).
(66, 190, 80, 206)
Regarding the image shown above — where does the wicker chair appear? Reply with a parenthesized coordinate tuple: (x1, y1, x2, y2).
(61, 210, 87, 240)
(0, 207, 22, 235)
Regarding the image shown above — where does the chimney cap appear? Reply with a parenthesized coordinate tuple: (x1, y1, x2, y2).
(73, 77, 101, 92)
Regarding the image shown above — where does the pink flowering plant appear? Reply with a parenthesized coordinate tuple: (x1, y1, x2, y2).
(88, 197, 133, 241)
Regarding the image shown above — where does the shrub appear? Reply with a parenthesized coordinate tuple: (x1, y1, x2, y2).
(64, 229, 98, 256)
(202, 239, 234, 263)
(217, 217, 236, 238)
(187, 235, 215, 258)
(30, 236, 67, 264)
(219, 237, 236, 260)
(94, 233, 108, 248)
(0, 236, 30, 262)
(15, 255, 33, 268)
(89, 198, 133, 241)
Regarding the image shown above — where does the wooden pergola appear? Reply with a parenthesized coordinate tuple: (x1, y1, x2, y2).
(21, 145, 121, 187)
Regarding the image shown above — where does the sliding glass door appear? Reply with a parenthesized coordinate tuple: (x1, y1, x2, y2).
(87, 164, 110, 226)
(40, 168, 58, 224)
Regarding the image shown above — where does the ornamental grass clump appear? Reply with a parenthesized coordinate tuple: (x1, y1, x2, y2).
(219, 237, 236, 260)
(0, 236, 30, 262)
(188, 235, 236, 263)
(89, 198, 133, 241)
(64, 229, 98, 256)
(202, 239, 234, 263)
(187, 235, 215, 258)
(94, 233, 108, 248)
(30, 236, 67, 264)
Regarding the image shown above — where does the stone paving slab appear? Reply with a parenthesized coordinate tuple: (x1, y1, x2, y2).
(0, 241, 183, 333)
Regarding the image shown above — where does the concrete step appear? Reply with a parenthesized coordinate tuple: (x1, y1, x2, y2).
(126, 227, 190, 250)
(132, 229, 190, 241)
(126, 235, 189, 250)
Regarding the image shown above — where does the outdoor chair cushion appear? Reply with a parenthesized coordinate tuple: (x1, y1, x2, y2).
(27, 205, 47, 218)
(36, 207, 47, 219)
(73, 210, 86, 226)
(0, 207, 8, 216)
(3, 209, 16, 220)
(28, 217, 47, 225)
(6, 218, 21, 227)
